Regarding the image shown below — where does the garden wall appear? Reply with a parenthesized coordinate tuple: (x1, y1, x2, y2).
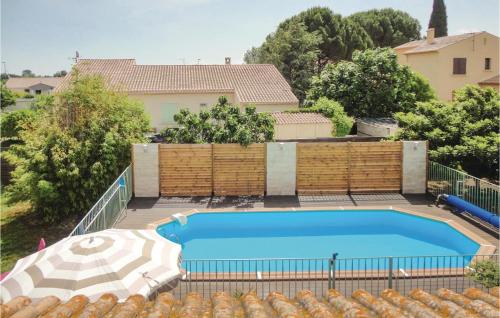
(132, 141, 427, 197)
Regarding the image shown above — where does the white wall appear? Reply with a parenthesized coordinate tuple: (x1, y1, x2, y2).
(402, 141, 427, 194)
(132, 144, 160, 197)
(357, 121, 398, 137)
(266, 142, 296, 195)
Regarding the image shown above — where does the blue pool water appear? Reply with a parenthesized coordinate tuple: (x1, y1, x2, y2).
(156, 210, 480, 270)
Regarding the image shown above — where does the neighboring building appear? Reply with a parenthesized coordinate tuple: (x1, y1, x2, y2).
(271, 112, 332, 140)
(5, 77, 63, 95)
(56, 58, 299, 131)
(395, 29, 499, 100)
(478, 74, 499, 90)
(356, 118, 399, 138)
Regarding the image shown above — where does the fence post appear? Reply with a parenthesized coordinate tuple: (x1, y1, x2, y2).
(329, 253, 338, 290)
(388, 257, 393, 289)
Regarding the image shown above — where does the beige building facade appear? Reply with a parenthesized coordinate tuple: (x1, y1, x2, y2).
(57, 59, 299, 131)
(395, 29, 499, 100)
(271, 112, 333, 140)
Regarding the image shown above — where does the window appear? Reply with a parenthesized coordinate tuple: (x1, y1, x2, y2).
(453, 58, 466, 74)
(24, 89, 29, 93)
(200, 103, 207, 108)
(35, 90, 42, 94)
(485, 58, 491, 70)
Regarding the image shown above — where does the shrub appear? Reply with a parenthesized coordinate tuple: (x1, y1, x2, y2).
(394, 85, 499, 178)
(5, 74, 150, 222)
(307, 48, 434, 117)
(288, 98, 353, 137)
(161, 96, 275, 146)
(467, 259, 500, 288)
(1, 109, 38, 139)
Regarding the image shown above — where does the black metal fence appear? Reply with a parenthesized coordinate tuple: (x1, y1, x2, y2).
(171, 254, 498, 299)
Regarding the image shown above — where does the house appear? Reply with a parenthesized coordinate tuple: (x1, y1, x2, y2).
(395, 29, 499, 100)
(271, 112, 332, 140)
(5, 77, 63, 95)
(56, 58, 299, 131)
(356, 118, 398, 138)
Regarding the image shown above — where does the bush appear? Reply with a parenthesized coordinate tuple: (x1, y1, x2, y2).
(394, 85, 499, 178)
(161, 96, 275, 146)
(5, 74, 150, 223)
(288, 98, 353, 136)
(1, 109, 38, 139)
(307, 48, 434, 117)
(467, 259, 500, 288)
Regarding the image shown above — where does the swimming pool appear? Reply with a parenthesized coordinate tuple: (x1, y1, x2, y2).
(156, 209, 480, 270)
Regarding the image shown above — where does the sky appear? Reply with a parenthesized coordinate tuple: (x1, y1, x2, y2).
(1, 0, 499, 75)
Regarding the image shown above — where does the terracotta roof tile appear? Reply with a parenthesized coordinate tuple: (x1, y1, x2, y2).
(395, 32, 483, 54)
(271, 112, 330, 125)
(5, 77, 63, 90)
(3, 287, 497, 318)
(56, 59, 298, 105)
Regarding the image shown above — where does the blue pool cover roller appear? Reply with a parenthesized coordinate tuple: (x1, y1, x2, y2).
(439, 194, 499, 228)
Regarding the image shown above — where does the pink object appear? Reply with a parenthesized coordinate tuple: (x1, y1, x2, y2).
(38, 238, 46, 251)
(0, 272, 10, 281)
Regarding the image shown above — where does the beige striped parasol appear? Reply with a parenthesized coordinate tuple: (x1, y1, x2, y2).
(0, 229, 182, 302)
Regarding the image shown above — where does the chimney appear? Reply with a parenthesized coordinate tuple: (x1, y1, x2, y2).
(225, 57, 231, 65)
(426, 28, 435, 44)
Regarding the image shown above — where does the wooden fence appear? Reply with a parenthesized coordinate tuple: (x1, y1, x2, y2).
(157, 142, 403, 196)
(159, 144, 213, 196)
(213, 144, 265, 196)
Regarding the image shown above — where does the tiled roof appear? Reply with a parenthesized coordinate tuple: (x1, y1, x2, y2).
(2, 287, 498, 318)
(5, 77, 63, 90)
(479, 74, 500, 84)
(271, 112, 331, 125)
(56, 59, 299, 105)
(395, 32, 482, 54)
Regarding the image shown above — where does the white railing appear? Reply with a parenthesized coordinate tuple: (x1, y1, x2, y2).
(68, 165, 133, 236)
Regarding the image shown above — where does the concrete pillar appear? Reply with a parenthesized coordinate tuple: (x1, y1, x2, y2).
(132, 143, 160, 197)
(402, 141, 427, 194)
(266, 142, 296, 195)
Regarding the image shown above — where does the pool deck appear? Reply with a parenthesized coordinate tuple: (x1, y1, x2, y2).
(115, 193, 498, 250)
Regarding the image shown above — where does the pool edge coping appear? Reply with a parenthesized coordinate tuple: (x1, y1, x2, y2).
(146, 206, 497, 257)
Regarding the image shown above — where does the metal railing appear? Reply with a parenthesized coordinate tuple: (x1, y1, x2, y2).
(68, 165, 133, 236)
(428, 161, 499, 215)
(173, 254, 498, 299)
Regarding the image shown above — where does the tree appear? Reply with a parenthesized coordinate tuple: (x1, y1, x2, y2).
(1, 82, 16, 109)
(428, 0, 448, 37)
(21, 69, 35, 77)
(5, 74, 150, 222)
(53, 70, 67, 77)
(307, 48, 434, 117)
(288, 97, 353, 137)
(161, 96, 275, 146)
(394, 85, 499, 178)
(348, 8, 421, 47)
(253, 23, 321, 101)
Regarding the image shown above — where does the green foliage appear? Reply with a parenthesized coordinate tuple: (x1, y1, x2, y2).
(250, 22, 321, 101)
(467, 260, 500, 288)
(289, 98, 353, 137)
(21, 69, 35, 77)
(244, 6, 422, 103)
(394, 85, 499, 178)
(53, 70, 67, 77)
(1, 109, 38, 139)
(307, 48, 434, 117)
(1, 82, 16, 109)
(161, 96, 275, 146)
(348, 8, 421, 47)
(5, 74, 150, 223)
(428, 0, 448, 37)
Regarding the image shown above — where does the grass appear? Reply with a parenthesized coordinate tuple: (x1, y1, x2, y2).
(0, 193, 78, 272)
